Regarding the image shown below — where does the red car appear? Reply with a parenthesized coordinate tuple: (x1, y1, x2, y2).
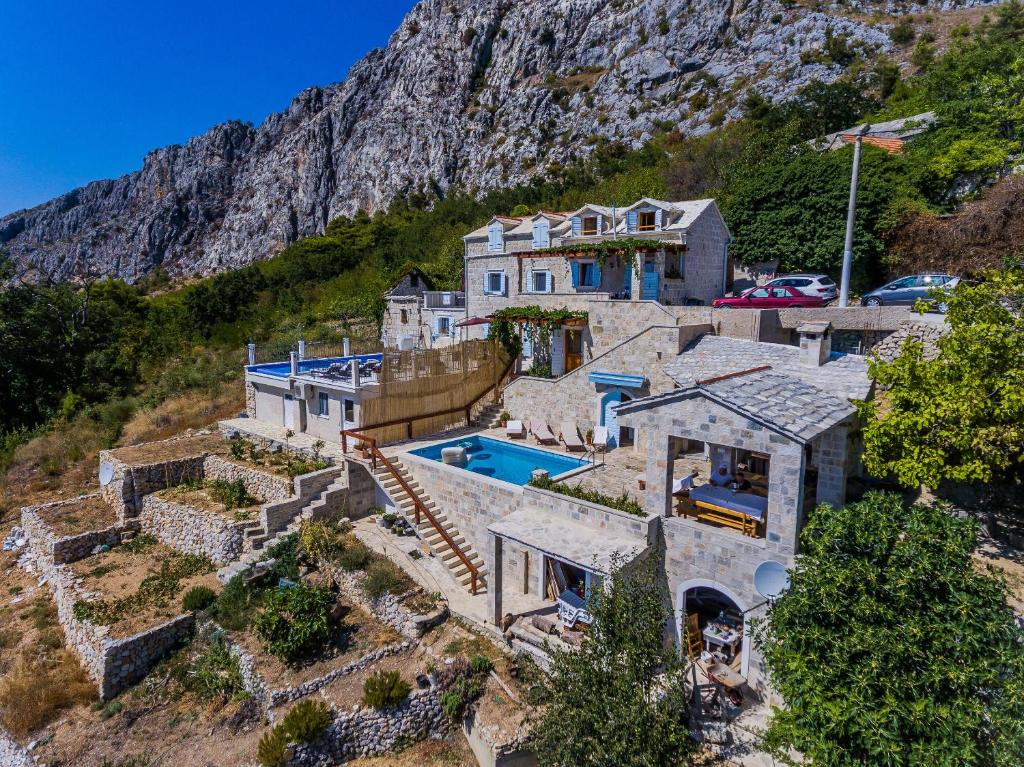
(713, 285, 826, 309)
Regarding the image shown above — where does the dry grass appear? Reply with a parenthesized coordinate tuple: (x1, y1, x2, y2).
(120, 387, 244, 446)
(347, 735, 476, 767)
(0, 649, 95, 738)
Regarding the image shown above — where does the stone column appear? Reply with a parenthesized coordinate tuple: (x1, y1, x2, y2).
(814, 425, 848, 509)
(351, 358, 361, 388)
(246, 342, 256, 366)
(289, 351, 299, 376)
(643, 428, 674, 518)
(298, 337, 306, 361)
(630, 252, 645, 301)
(343, 337, 351, 357)
(490, 534, 503, 626)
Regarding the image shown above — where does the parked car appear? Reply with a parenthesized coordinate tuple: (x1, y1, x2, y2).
(764, 273, 837, 301)
(713, 285, 826, 309)
(860, 273, 958, 308)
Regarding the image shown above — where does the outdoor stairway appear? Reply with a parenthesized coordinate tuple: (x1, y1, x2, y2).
(372, 457, 487, 594)
(474, 403, 503, 429)
(217, 476, 347, 584)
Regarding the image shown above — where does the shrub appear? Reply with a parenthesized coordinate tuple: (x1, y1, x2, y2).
(184, 633, 246, 701)
(253, 584, 334, 662)
(266, 533, 300, 580)
(361, 560, 408, 600)
(298, 521, 345, 566)
(208, 478, 258, 510)
(229, 436, 245, 460)
(528, 475, 644, 516)
(212, 575, 262, 631)
(362, 670, 411, 709)
(440, 677, 484, 719)
(890, 19, 916, 45)
(470, 655, 493, 675)
(336, 540, 372, 571)
(257, 699, 332, 767)
(122, 533, 157, 553)
(99, 700, 123, 720)
(182, 585, 217, 612)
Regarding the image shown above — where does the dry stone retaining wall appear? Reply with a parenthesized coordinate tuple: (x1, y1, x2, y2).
(0, 730, 35, 767)
(203, 455, 292, 502)
(99, 452, 206, 522)
(140, 496, 247, 565)
(328, 564, 448, 640)
(285, 690, 448, 766)
(21, 495, 125, 566)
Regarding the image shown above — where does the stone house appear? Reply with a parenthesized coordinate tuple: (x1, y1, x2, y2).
(380, 267, 467, 349)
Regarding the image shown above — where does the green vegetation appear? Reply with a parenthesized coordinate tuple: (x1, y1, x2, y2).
(859, 265, 1024, 487)
(180, 632, 248, 701)
(361, 559, 410, 600)
(181, 585, 218, 612)
(754, 493, 1024, 766)
(528, 474, 644, 516)
(361, 669, 412, 710)
(436, 656, 490, 720)
(206, 478, 258, 510)
(253, 583, 334, 663)
(257, 699, 333, 767)
(72, 552, 214, 626)
(530, 555, 691, 767)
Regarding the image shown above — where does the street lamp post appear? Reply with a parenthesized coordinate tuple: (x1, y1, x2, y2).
(838, 124, 870, 307)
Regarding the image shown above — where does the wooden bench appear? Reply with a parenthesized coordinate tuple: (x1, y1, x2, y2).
(692, 500, 761, 537)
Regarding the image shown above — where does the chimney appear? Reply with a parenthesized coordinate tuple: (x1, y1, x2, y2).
(797, 321, 832, 367)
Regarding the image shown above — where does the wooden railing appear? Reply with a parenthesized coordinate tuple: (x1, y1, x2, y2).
(341, 430, 479, 594)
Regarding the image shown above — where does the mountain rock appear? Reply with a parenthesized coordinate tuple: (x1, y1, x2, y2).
(0, 0, 994, 283)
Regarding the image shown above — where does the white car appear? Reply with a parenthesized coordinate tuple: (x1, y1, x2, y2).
(763, 274, 837, 301)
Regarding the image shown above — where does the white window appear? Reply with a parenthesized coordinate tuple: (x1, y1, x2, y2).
(342, 398, 355, 425)
(484, 270, 506, 295)
(442, 292, 452, 305)
(317, 392, 329, 417)
(529, 270, 552, 293)
(438, 316, 451, 335)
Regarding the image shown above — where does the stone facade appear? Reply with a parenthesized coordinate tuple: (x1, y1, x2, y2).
(140, 496, 248, 565)
(329, 564, 449, 640)
(285, 690, 448, 766)
(203, 455, 293, 502)
(260, 466, 346, 537)
(21, 495, 126, 565)
(99, 451, 206, 522)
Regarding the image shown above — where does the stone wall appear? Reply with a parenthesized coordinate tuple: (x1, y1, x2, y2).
(402, 453, 524, 577)
(285, 690, 448, 766)
(328, 564, 449, 640)
(99, 451, 206, 522)
(521, 486, 659, 546)
(21, 496, 124, 566)
(140, 496, 247, 565)
(681, 205, 730, 305)
(22, 505, 196, 700)
(0, 729, 35, 767)
(245, 381, 257, 418)
(261, 466, 345, 537)
(203, 455, 293, 502)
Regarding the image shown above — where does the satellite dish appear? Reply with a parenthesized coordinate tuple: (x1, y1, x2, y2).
(98, 462, 115, 486)
(753, 560, 790, 601)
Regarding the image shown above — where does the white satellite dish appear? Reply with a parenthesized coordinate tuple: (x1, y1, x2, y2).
(98, 462, 115, 486)
(753, 560, 790, 601)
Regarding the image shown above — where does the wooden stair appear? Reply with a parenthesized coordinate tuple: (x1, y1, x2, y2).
(372, 457, 487, 593)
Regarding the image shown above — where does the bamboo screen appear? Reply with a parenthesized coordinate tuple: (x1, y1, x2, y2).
(358, 339, 511, 445)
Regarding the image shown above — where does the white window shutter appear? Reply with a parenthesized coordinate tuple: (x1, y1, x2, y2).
(500, 272, 507, 295)
(596, 214, 603, 234)
(626, 211, 638, 233)
(655, 209, 663, 230)
(527, 269, 534, 292)
(483, 272, 490, 293)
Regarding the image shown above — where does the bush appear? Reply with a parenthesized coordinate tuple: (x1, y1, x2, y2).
(362, 670, 412, 710)
(470, 655, 493, 675)
(253, 584, 334, 662)
(361, 560, 408, 600)
(182, 585, 217, 612)
(436, 656, 487, 720)
(298, 521, 346, 566)
(212, 575, 262, 631)
(528, 474, 645, 516)
(207, 478, 258, 510)
(257, 699, 332, 767)
(184, 633, 246, 701)
(890, 19, 916, 45)
(0, 650, 95, 738)
(336, 540, 372, 571)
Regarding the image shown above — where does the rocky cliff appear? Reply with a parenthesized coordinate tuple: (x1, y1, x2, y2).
(0, 0, 987, 283)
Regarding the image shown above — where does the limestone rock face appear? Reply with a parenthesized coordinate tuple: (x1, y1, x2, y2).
(0, 0, 991, 283)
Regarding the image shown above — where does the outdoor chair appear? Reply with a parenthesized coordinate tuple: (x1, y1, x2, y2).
(506, 420, 525, 439)
(529, 420, 557, 445)
(559, 421, 585, 452)
(557, 589, 593, 629)
(592, 425, 609, 452)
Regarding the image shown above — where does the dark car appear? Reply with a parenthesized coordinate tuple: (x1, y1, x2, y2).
(713, 285, 826, 309)
(860, 274, 958, 307)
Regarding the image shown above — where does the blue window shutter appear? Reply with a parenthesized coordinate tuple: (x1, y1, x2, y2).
(483, 272, 490, 294)
(592, 263, 602, 288)
(532, 224, 541, 248)
(522, 327, 533, 358)
(544, 271, 553, 292)
(527, 269, 534, 292)
(499, 272, 507, 295)
(571, 216, 582, 237)
(570, 261, 580, 288)
(655, 209, 663, 230)
(539, 221, 549, 247)
(488, 223, 503, 252)
(624, 263, 632, 292)
(596, 214, 603, 234)
(626, 211, 638, 233)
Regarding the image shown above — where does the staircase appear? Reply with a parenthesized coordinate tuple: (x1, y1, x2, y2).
(217, 476, 347, 584)
(372, 456, 487, 594)
(474, 403, 503, 429)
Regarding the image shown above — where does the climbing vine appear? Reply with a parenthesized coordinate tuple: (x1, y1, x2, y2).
(488, 306, 588, 372)
(531, 239, 683, 268)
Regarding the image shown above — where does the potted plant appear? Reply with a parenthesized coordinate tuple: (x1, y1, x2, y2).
(354, 440, 370, 460)
(498, 410, 511, 427)
(585, 428, 594, 445)
(374, 509, 388, 528)
(382, 512, 397, 529)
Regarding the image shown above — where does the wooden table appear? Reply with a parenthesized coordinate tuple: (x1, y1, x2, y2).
(686, 485, 768, 537)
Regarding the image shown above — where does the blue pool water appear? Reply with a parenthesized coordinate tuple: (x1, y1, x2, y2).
(410, 436, 588, 486)
(247, 353, 383, 378)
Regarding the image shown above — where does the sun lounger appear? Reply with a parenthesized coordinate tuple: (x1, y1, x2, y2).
(530, 420, 557, 445)
(506, 420, 525, 439)
(592, 425, 609, 452)
(557, 589, 593, 629)
(559, 421, 585, 452)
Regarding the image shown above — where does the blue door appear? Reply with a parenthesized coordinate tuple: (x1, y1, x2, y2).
(642, 262, 659, 300)
(601, 391, 621, 449)
(623, 263, 632, 297)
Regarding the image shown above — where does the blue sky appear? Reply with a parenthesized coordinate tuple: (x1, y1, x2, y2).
(0, 1, 415, 216)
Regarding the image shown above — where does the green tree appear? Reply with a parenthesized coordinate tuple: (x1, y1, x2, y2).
(755, 492, 1024, 767)
(858, 266, 1024, 486)
(530, 556, 693, 767)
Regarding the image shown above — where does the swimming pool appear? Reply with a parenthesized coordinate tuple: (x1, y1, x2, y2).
(247, 353, 383, 378)
(410, 436, 588, 486)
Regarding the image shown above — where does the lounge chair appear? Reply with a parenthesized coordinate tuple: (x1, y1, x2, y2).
(557, 589, 593, 629)
(559, 421, 585, 452)
(592, 425, 609, 452)
(530, 420, 557, 445)
(506, 420, 526, 439)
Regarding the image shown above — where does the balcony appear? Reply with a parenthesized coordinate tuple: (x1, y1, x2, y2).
(423, 291, 465, 309)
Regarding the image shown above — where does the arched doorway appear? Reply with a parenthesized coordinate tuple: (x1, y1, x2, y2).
(599, 389, 634, 448)
(676, 579, 750, 678)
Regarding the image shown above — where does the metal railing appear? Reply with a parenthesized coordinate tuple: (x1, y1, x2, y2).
(341, 430, 479, 595)
(423, 291, 466, 309)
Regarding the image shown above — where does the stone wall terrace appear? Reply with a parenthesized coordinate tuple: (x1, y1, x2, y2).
(21, 495, 125, 566)
(140, 496, 248, 565)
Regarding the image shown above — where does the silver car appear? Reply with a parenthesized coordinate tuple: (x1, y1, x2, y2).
(764, 274, 837, 301)
(860, 273, 958, 308)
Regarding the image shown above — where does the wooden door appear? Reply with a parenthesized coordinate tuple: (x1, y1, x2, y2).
(565, 330, 583, 373)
